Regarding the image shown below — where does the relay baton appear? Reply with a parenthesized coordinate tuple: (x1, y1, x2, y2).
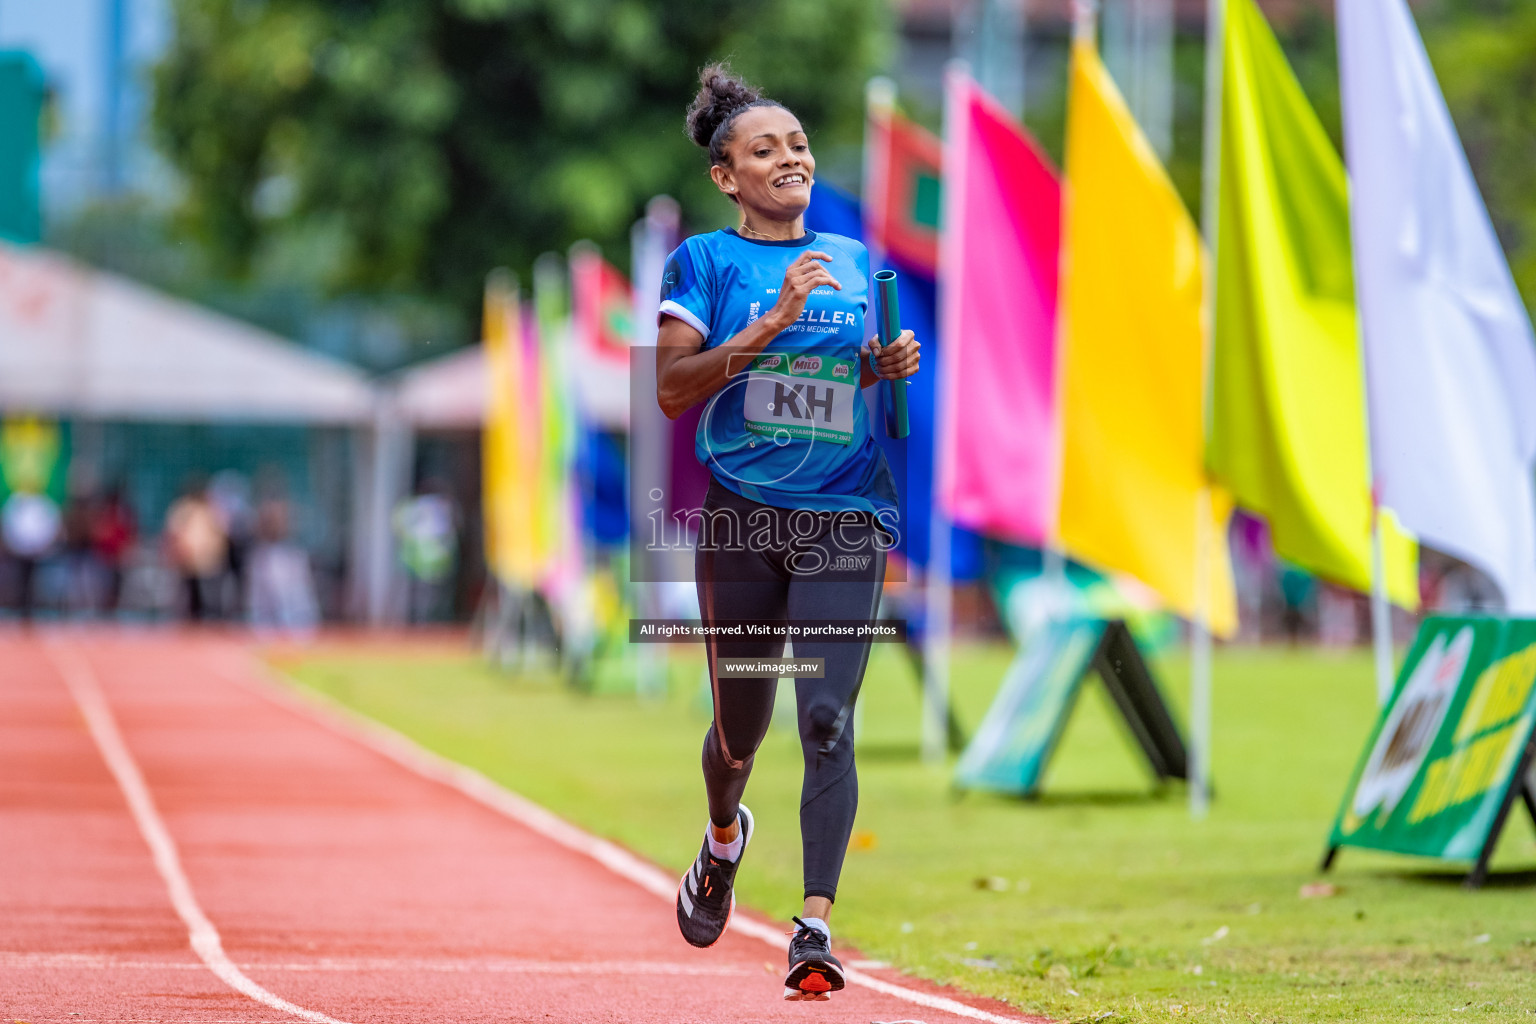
(873, 269, 910, 439)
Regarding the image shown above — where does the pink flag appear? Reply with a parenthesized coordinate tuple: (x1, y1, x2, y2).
(937, 70, 1062, 546)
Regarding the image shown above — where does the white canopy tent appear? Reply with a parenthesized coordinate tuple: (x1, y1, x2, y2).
(0, 241, 407, 623)
(370, 345, 489, 625)
(393, 344, 484, 430)
(393, 327, 632, 432)
(0, 242, 376, 421)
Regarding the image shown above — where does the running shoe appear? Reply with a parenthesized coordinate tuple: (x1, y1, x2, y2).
(783, 915, 845, 1000)
(675, 805, 753, 948)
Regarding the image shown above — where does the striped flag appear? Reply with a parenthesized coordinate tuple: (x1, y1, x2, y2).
(570, 244, 633, 429)
(864, 92, 943, 276)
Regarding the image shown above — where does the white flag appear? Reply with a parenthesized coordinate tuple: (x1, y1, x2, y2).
(1340, 0, 1536, 612)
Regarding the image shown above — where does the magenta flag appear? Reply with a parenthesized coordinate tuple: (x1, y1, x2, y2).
(936, 69, 1062, 546)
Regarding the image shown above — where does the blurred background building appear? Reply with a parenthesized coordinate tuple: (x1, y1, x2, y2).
(0, 0, 171, 210)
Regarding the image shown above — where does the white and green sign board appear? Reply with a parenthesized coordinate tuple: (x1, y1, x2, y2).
(1325, 616, 1536, 887)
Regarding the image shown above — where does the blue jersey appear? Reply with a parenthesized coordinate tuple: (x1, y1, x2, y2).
(659, 228, 898, 518)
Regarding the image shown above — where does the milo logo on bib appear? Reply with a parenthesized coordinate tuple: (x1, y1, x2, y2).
(743, 352, 857, 446)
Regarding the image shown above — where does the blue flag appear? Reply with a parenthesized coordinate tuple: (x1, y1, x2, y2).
(804, 182, 982, 579)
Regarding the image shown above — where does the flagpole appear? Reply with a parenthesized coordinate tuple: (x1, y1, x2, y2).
(1191, 0, 1227, 821)
(1140, 0, 1176, 160)
(1370, 511, 1394, 703)
(1334, 4, 1398, 708)
(1190, 491, 1214, 820)
(924, 61, 972, 767)
(631, 198, 680, 702)
(863, 73, 944, 757)
(631, 215, 662, 702)
(1047, 2, 1099, 625)
(923, 512, 953, 765)
(864, 76, 896, 242)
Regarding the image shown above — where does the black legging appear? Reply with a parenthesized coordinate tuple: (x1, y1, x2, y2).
(694, 478, 886, 903)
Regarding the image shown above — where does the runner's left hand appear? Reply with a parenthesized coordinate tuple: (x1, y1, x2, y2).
(869, 330, 919, 380)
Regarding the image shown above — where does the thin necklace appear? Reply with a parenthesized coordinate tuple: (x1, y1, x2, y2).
(738, 221, 796, 242)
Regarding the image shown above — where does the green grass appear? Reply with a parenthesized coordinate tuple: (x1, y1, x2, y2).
(272, 642, 1536, 1022)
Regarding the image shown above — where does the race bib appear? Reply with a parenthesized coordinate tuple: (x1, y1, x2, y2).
(742, 352, 856, 446)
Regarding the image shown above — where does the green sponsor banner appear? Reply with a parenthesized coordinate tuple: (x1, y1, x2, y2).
(1327, 616, 1536, 872)
(0, 417, 68, 503)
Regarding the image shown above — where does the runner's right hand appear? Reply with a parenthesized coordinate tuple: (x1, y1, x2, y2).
(770, 251, 840, 327)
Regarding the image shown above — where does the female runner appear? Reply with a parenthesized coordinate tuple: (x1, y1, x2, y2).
(655, 64, 920, 1001)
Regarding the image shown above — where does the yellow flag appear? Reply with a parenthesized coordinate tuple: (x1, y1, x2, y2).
(1057, 39, 1237, 636)
(1208, 0, 1417, 608)
(482, 271, 539, 587)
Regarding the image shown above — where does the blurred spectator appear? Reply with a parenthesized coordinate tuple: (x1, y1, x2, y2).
(90, 485, 136, 614)
(60, 492, 100, 614)
(393, 481, 459, 623)
(165, 479, 227, 622)
(1434, 560, 1502, 613)
(209, 470, 255, 617)
(1277, 562, 1317, 645)
(1230, 513, 1271, 644)
(2, 489, 62, 620)
(1317, 584, 1363, 647)
(246, 499, 318, 635)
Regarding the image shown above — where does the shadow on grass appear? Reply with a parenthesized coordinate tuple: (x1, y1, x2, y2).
(946, 787, 1181, 808)
(1391, 867, 1536, 888)
(856, 742, 924, 762)
(1028, 788, 1180, 808)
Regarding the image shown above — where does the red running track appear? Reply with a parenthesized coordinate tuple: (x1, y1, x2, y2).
(1, 630, 1042, 1024)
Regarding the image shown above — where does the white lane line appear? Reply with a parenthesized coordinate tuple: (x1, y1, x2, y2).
(236, 652, 1033, 1024)
(44, 642, 355, 1024)
(0, 951, 758, 976)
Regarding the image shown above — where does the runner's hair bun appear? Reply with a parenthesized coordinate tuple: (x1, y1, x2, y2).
(686, 63, 773, 164)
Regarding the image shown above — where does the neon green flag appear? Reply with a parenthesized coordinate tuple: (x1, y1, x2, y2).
(1209, 0, 1418, 607)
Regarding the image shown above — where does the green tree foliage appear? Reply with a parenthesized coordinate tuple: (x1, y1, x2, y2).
(1137, 2, 1536, 320)
(1223, 0, 1536, 313)
(152, 0, 891, 311)
(1422, 0, 1536, 309)
(1231, 0, 1536, 313)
